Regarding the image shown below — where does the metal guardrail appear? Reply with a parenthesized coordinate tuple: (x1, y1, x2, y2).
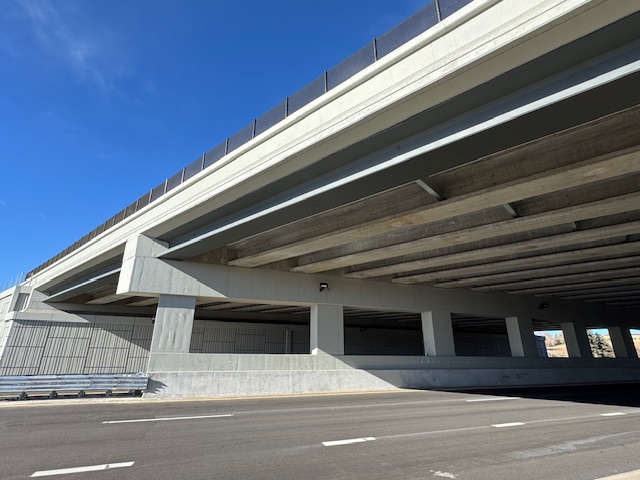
(25, 0, 474, 279)
(0, 373, 149, 400)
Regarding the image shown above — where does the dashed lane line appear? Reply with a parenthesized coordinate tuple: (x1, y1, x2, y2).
(323, 437, 377, 447)
(491, 422, 526, 428)
(320, 411, 638, 446)
(102, 414, 234, 424)
(31, 462, 134, 477)
(600, 412, 628, 417)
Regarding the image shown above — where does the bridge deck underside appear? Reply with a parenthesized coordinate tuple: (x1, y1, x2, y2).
(202, 106, 640, 312)
(60, 104, 640, 323)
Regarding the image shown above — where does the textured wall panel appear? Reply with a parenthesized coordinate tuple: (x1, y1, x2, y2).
(189, 326, 204, 353)
(0, 320, 153, 375)
(11, 322, 49, 346)
(235, 330, 267, 354)
(49, 323, 92, 339)
(264, 329, 286, 354)
(292, 330, 310, 354)
(85, 347, 129, 371)
(43, 337, 91, 357)
(0, 347, 45, 374)
(39, 356, 87, 375)
(202, 327, 236, 354)
(90, 324, 133, 348)
(345, 328, 422, 355)
(455, 334, 511, 357)
(126, 356, 149, 373)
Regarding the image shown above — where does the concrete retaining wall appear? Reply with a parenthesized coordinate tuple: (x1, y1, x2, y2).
(145, 353, 640, 398)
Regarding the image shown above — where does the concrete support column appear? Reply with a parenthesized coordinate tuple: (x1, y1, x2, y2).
(608, 326, 638, 358)
(506, 316, 538, 357)
(421, 311, 456, 356)
(150, 295, 196, 353)
(561, 322, 592, 358)
(310, 304, 344, 355)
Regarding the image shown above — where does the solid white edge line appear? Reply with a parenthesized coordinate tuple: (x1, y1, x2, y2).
(31, 462, 134, 477)
(103, 414, 234, 424)
(600, 412, 627, 417)
(323, 437, 376, 447)
(491, 422, 525, 428)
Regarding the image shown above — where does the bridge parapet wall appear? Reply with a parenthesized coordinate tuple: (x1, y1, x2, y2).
(145, 354, 640, 398)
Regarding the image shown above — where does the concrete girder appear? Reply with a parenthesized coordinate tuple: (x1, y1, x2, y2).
(474, 266, 640, 293)
(520, 277, 640, 296)
(566, 289, 640, 300)
(223, 104, 640, 274)
(228, 304, 285, 313)
(380, 220, 640, 283)
(606, 299, 640, 306)
(199, 302, 247, 311)
(415, 179, 445, 201)
(293, 192, 640, 275)
(257, 306, 309, 314)
(588, 295, 640, 303)
(229, 146, 640, 269)
(126, 297, 160, 307)
(433, 256, 640, 289)
(393, 242, 640, 285)
(85, 293, 128, 305)
(228, 183, 438, 260)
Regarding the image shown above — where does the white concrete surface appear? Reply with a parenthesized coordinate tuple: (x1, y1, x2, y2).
(562, 321, 593, 358)
(421, 311, 456, 356)
(144, 354, 640, 398)
(118, 254, 636, 325)
(506, 316, 539, 357)
(310, 304, 344, 355)
(150, 295, 196, 354)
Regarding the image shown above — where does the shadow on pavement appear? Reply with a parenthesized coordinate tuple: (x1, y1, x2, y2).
(448, 382, 640, 407)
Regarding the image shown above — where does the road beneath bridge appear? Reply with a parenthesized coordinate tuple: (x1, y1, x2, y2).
(2, 385, 640, 479)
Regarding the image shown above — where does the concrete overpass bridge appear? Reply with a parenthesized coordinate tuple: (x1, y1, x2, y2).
(2, 0, 640, 397)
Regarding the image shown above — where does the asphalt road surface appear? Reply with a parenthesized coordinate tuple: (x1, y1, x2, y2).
(1, 384, 640, 480)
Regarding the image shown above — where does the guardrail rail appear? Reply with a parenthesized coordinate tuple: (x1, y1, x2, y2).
(0, 373, 149, 400)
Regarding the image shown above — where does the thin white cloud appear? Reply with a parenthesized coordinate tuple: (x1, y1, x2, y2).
(0, 200, 7, 207)
(10, 0, 133, 98)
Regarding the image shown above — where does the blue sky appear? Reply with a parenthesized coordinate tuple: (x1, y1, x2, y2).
(0, 0, 426, 286)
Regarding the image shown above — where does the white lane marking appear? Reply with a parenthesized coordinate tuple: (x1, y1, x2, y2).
(466, 397, 519, 402)
(103, 414, 233, 424)
(323, 436, 376, 447)
(31, 462, 134, 477)
(600, 412, 627, 417)
(491, 422, 525, 428)
(431, 470, 458, 478)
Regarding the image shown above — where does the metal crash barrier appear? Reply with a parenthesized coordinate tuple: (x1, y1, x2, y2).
(0, 373, 149, 400)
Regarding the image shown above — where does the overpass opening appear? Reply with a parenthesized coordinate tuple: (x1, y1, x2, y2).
(633, 330, 640, 356)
